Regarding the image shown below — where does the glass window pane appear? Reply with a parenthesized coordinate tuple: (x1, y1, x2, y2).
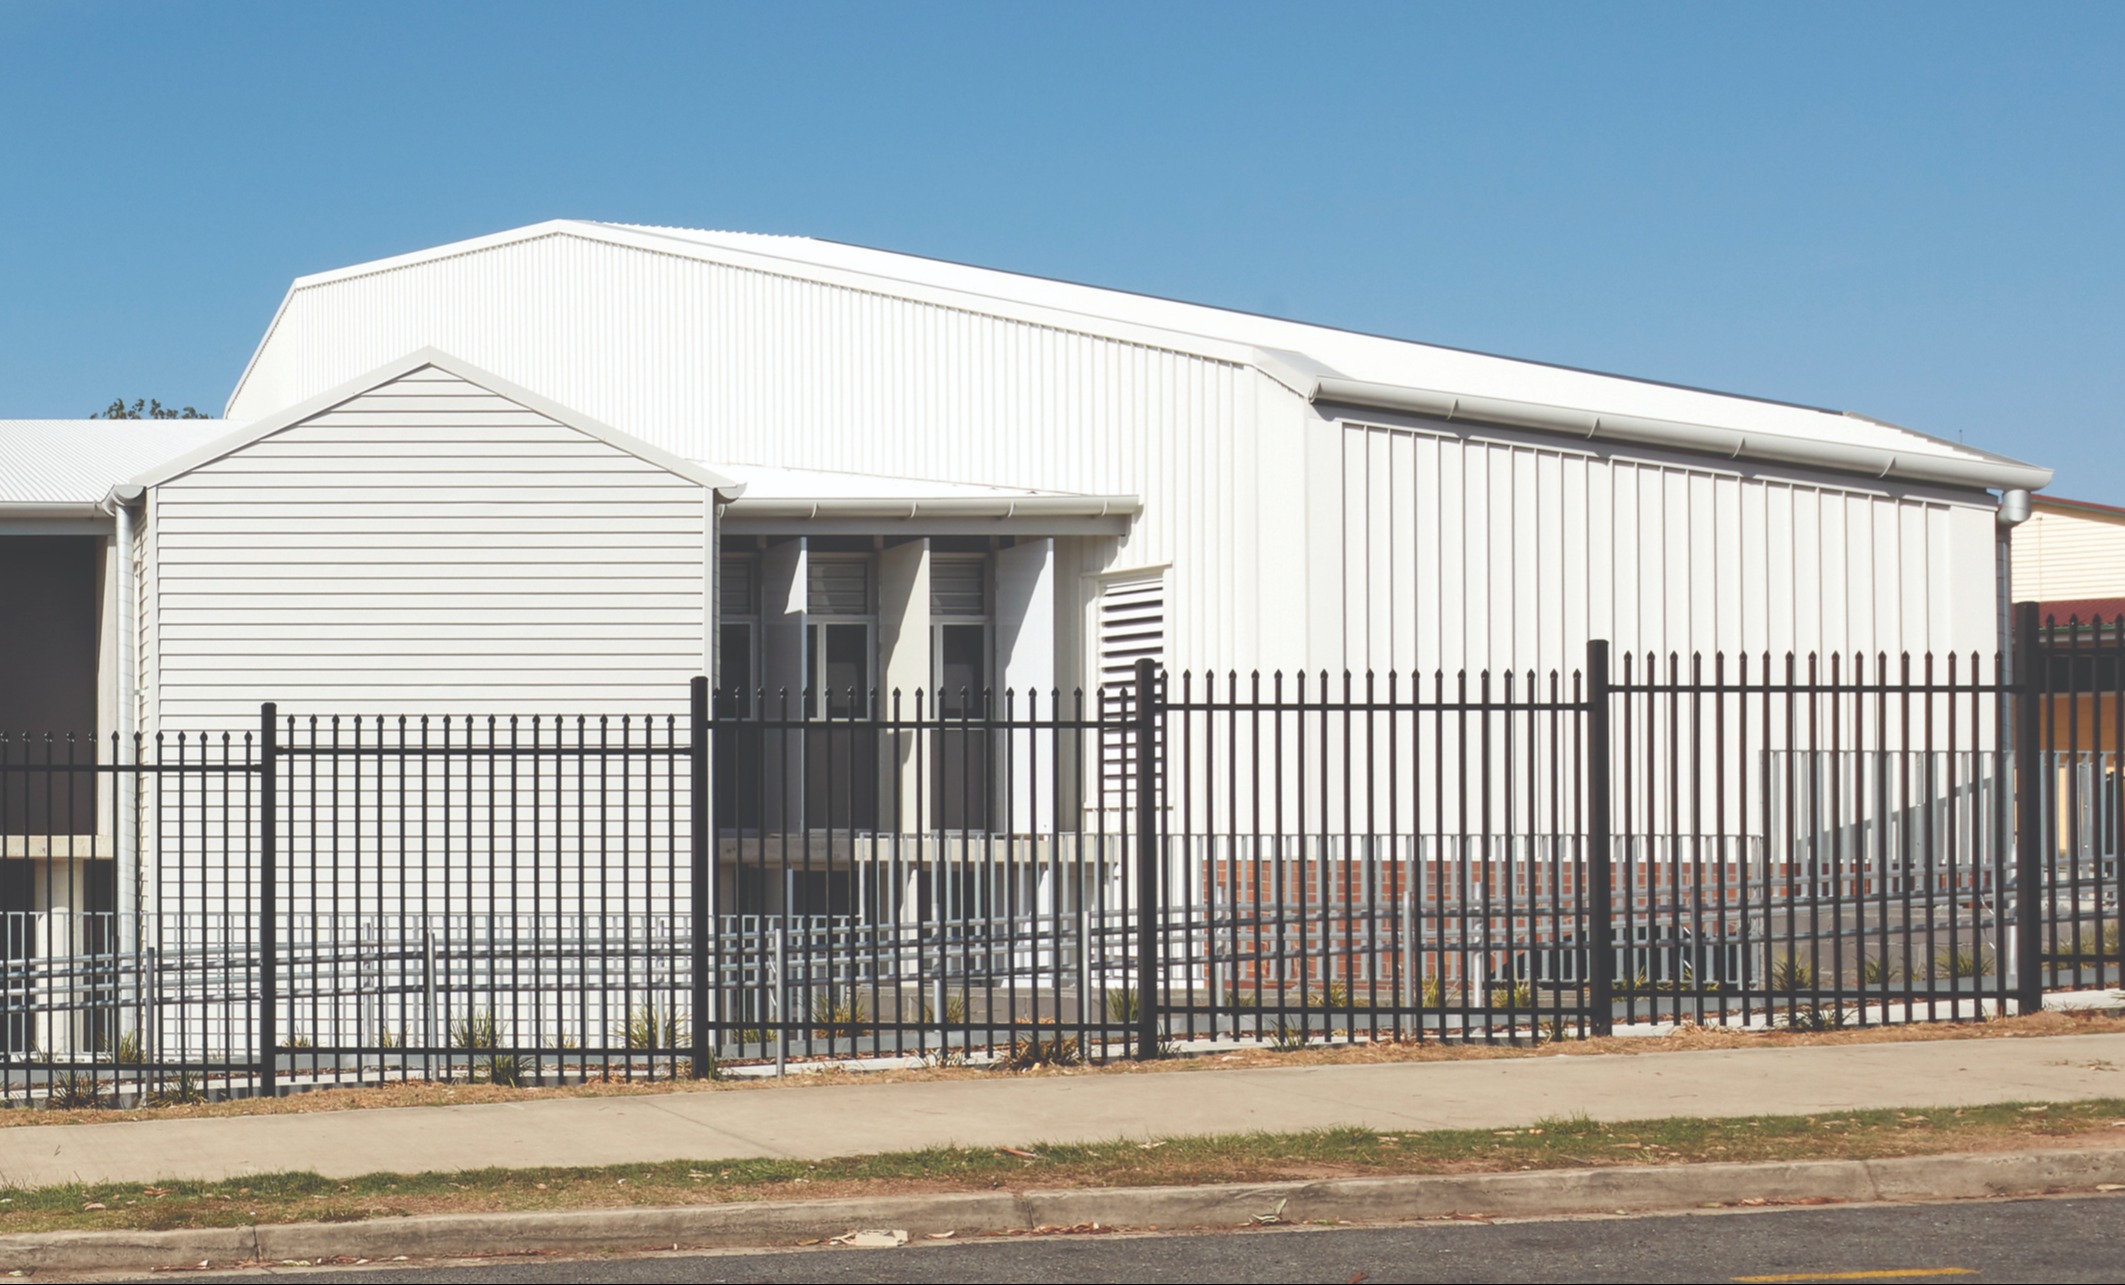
(718, 623, 753, 716)
(822, 623, 868, 717)
(938, 623, 986, 716)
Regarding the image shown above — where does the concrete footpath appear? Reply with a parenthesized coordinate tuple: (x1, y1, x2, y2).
(6, 1032, 2125, 1190)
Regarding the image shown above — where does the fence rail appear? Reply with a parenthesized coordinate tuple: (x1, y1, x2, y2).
(1, 608, 2121, 1104)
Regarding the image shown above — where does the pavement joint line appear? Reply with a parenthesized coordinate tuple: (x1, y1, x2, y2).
(5, 1146, 2125, 1273)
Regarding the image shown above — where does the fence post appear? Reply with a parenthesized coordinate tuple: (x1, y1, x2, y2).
(1584, 643, 1615, 1037)
(689, 676, 712, 1077)
(1133, 657, 1162, 1060)
(2013, 601, 2044, 1014)
(258, 702, 278, 1097)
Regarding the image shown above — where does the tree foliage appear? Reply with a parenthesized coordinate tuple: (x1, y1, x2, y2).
(92, 398, 208, 420)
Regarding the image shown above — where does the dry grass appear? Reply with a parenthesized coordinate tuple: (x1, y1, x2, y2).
(6, 1007, 2123, 1131)
(1, 1098, 2122, 1238)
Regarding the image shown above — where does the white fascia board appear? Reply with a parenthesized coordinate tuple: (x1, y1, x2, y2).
(722, 494, 1141, 521)
(1311, 376, 2054, 494)
(143, 347, 744, 499)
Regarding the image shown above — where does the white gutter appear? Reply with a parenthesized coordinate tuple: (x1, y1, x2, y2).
(722, 494, 1142, 521)
(1310, 377, 2055, 493)
(0, 502, 107, 520)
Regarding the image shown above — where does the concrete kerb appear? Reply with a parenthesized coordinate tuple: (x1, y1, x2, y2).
(4, 1147, 2123, 1273)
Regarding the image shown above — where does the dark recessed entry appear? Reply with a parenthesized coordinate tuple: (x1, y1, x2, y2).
(0, 536, 102, 836)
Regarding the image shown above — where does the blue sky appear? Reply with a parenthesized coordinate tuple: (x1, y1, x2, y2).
(3, 3, 2120, 494)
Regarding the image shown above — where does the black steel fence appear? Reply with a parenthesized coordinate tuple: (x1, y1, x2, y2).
(1, 606, 2120, 1105)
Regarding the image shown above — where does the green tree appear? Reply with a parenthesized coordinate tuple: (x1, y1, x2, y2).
(91, 398, 208, 420)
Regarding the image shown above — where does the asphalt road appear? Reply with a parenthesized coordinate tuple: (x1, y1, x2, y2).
(166, 1194, 2125, 1284)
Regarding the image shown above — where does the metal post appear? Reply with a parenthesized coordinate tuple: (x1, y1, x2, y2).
(1585, 642, 1615, 1037)
(1133, 657, 1161, 1060)
(689, 676, 712, 1077)
(772, 923, 787, 1078)
(258, 703, 278, 1096)
(2013, 601, 2044, 1013)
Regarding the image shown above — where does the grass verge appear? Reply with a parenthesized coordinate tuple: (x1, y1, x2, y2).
(3, 1098, 2123, 1237)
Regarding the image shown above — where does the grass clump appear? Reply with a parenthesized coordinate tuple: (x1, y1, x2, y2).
(1934, 947, 1995, 981)
(809, 990, 871, 1040)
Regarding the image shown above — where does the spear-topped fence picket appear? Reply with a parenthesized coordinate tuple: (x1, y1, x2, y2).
(1, 607, 2120, 1104)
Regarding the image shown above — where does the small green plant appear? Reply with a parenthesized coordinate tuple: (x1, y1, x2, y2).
(1488, 979, 1535, 1010)
(278, 1031, 313, 1050)
(1271, 1020, 1310, 1052)
(449, 1010, 500, 1050)
(1104, 988, 1141, 1026)
(111, 1030, 147, 1066)
(1935, 947, 1994, 981)
(482, 1052, 530, 1088)
(1769, 956, 1817, 995)
(1312, 980, 1354, 1010)
(1781, 1003, 1850, 1032)
(998, 1031, 1081, 1070)
(1539, 1015, 1570, 1043)
(1419, 975, 1454, 1009)
(2068, 923, 2122, 961)
(46, 1069, 105, 1110)
(1859, 955, 1899, 987)
(1223, 988, 1262, 1011)
(920, 993, 969, 1025)
(1609, 970, 1655, 997)
(145, 1070, 206, 1107)
(374, 1027, 404, 1050)
(620, 1002, 687, 1051)
(810, 990, 871, 1040)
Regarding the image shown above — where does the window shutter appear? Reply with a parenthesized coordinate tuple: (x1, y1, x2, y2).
(1097, 574, 1165, 810)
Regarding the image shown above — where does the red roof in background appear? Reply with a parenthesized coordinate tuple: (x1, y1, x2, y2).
(2034, 597, 2125, 621)
(2037, 495, 2125, 520)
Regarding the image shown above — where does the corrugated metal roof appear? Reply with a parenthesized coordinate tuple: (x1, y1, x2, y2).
(250, 219, 2027, 481)
(0, 420, 233, 506)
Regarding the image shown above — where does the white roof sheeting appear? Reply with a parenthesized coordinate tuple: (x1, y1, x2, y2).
(0, 420, 233, 509)
(602, 224, 2036, 485)
(227, 219, 2046, 492)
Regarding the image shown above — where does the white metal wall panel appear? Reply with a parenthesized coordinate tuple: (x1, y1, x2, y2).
(2012, 506, 2125, 602)
(147, 366, 711, 730)
(1331, 419, 1999, 679)
(225, 230, 1281, 680)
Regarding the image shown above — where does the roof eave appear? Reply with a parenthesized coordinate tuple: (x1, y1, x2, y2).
(1310, 376, 2054, 493)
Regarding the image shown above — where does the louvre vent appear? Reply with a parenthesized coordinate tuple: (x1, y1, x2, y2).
(807, 558, 870, 616)
(719, 556, 756, 616)
(1098, 574, 1165, 809)
(930, 557, 987, 618)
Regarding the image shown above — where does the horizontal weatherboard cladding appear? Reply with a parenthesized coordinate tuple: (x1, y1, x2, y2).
(147, 365, 711, 732)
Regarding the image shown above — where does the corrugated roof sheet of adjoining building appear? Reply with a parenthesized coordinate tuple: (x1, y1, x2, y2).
(0, 421, 234, 506)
